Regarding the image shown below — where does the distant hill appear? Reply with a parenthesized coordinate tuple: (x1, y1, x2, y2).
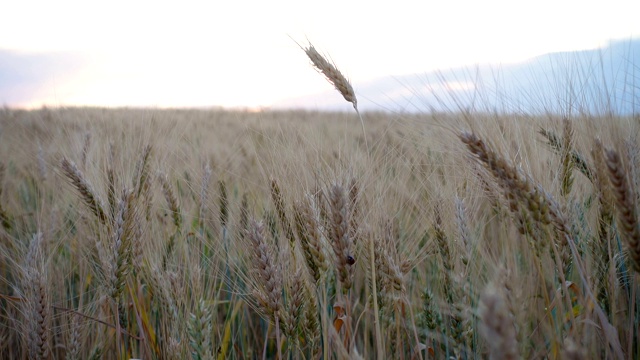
(275, 39, 639, 115)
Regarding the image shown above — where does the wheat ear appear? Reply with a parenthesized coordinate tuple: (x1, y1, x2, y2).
(304, 44, 357, 109)
(302, 43, 368, 152)
(293, 196, 327, 282)
(187, 298, 213, 360)
(562, 338, 586, 360)
(247, 219, 283, 317)
(460, 132, 572, 270)
(270, 179, 295, 248)
(479, 284, 519, 360)
(159, 173, 182, 231)
(80, 131, 92, 170)
(328, 184, 355, 293)
(604, 148, 640, 272)
(23, 233, 51, 360)
(61, 158, 108, 224)
(110, 188, 136, 301)
(0, 161, 12, 230)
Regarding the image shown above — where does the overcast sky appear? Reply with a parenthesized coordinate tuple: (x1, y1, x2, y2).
(2, 0, 639, 109)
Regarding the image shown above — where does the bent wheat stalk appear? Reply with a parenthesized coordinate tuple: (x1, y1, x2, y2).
(302, 42, 369, 152)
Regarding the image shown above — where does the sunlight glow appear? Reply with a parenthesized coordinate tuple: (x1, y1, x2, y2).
(2, 0, 639, 108)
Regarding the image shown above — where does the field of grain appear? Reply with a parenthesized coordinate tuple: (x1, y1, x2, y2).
(0, 101, 638, 359)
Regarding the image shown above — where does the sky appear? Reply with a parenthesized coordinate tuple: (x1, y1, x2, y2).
(1, 0, 639, 109)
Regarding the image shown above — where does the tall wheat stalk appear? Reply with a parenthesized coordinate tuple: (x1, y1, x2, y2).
(604, 148, 640, 272)
(301, 42, 369, 152)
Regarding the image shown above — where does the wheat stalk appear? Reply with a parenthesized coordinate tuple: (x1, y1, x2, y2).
(23, 233, 51, 360)
(479, 284, 519, 360)
(159, 172, 182, 231)
(110, 188, 136, 301)
(65, 313, 82, 360)
(37, 142, 47, 181)
(281, 267, 305, 340)
(539, 125, 593, 183)
(239, 193, 249, 241)
(80, 131, 92, 170)
(302, 42, 368, 152)
(302, 279, 321, 357)
(187, 298, 213, 360)
(304, 44, 357, 109)
(293, 196, 327, 282)
(604, 148, 640, 272)
(455, 196, 472, 266)
(133, 145, 153, 197)
(0, 161, 12, 230)
(460, 132, 573, 270)
(106, 143, 117, 221)
(199, 162, 212, 227)
(270, 179, 295, 248)
(562, 338, 586, 360)
(328, 184, 355, 293)
(247, 219, 283, 318)
(61, 158, 108, 224)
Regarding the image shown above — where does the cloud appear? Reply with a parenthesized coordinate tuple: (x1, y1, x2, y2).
(0, 50, 87, 106)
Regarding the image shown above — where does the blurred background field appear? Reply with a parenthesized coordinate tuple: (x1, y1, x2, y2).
(0, 106, 638, 358)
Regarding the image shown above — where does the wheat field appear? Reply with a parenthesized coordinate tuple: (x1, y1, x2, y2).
(0, 53, 639, 359)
